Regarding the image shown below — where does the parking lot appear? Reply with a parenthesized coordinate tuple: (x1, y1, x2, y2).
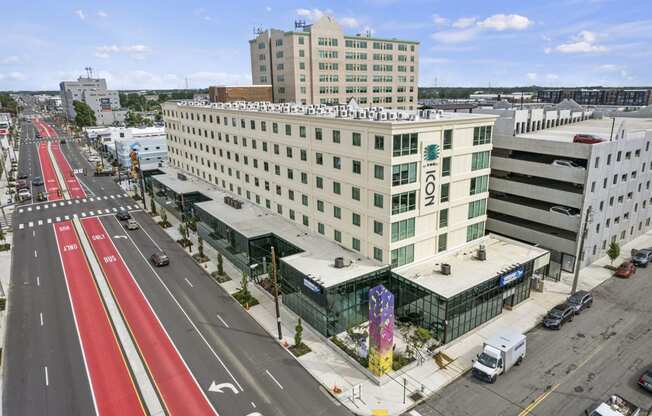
(408, 263, 652, 416)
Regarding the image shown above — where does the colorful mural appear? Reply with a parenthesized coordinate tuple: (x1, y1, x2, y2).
(368, 284, 394, 376)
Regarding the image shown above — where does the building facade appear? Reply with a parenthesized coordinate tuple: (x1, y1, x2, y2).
(86, 126, 167, 168)
(538, 88, 652, 107)
(208, 85, 273, 103)
(163, 101, 495, 268)
(249, 16, 419, 109)
(59, 77, 126, 126)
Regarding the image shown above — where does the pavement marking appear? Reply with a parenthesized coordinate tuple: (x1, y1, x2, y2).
(44, 204, 48, 209)
(68, 201, 72, 205)
(82, 198, 87, 203)
(123, 193, 128, 197)
(59, 202, 64, 207)
(127, 205, 133, 210)
(55, 216, 61, 222)
(34, 250, 38, 258)
(184, 278, 194, 288)
(89, 197, 94, 202)
(36, 205, 41, 210)
(64, 215, 70, 220)
(40, 312, 44, 326)
(75, 200, 80, 204)
(89, 211, 94, 216)
(112, 207, 117, 212)
(18, 208, 23, 214)
(217, 314, 229, 328)
(81, 212, 87, 217)
(27, 207, 32, 212)
(103, 196, 108, 200)
(44, 366, 49, 386)
(38, 220, 43, 226)
(265, 370, 284, 390)
(28, 221, 34, 228)
(251, 402, 256, 409)
(104, 209, 110, 214)
(36, 276, 40, 286)
(47, 218, 52, 224)
(33, 230, 36, 237)
(18, 224, 24, 230)
(110, 195, 115, 199)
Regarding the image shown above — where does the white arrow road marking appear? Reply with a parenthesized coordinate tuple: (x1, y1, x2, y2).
(208, 381, 238, 394)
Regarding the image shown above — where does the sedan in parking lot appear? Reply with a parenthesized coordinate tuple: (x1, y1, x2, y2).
(614, 262, 636, 278)
(543, 303, 575, 329)
(550, 206, 579, 216)
(632, 249, 652, 268)
(567, 290, 593, 314)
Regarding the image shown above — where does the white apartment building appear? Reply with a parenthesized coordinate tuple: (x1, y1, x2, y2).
(85, 126, 167, 168)
(60, 77, 126, 126)
(250, 16, 419, 110)
(163, 101, 496, 267)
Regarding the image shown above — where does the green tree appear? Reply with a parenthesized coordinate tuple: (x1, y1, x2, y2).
(295, 318, 303, 347)
(198, 236, 204, 258)
(607, 241, 620, 265)
(217, 253, 224, 276)
(160, 210, 168, 224)
(0, 227, 5, 242)
(73, 100, 96, 127)
(125, 110, 145, 127)
(240, 272, 249, 297)
(150, 197, 157, 214)
(178, 223, 187, 240)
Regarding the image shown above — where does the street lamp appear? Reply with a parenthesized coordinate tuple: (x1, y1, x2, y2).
(571, 206, 593, 295)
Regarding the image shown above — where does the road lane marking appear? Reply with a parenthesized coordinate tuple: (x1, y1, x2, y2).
(36, 206, 40, 210)
(110, 195, 115, 199)
(59, 202, 64, 207)
(28, 222, 34, 228)
(89, 211, 94, 216)
(27, 207, 32, 212)
(104, 196, 108, 200)
(89, 197, 94, 202)
(56, 216, 61, 222)
(18, 209, 23, 213)
(75, 200, 80, 204)
(251, 402, 256, 409)
(81, 212, 87, 217)
(40, 312, 44, 326)
(83, 198, 87, 203)
(265, 370, 284, 390)
(67, 201, 72, 205)
(112, 207, 117, 212)
(127, 205, 132, 210)
(64, 215, 70, 220)
(36, 276, 40, 286)
(19, 224, 24, 230)
(38, 220, 43, 226)
(184, 278, 194, 288)
(47, 218, 52, 224)
(44, 366, 49, 386)
(217, 315, 229, 328)
(104, 209, 110, 214)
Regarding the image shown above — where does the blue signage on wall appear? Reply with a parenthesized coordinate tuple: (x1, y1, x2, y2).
(499, 266, 525, 287)
(424, 144, 440, 161)
(303, 278, 321, 293)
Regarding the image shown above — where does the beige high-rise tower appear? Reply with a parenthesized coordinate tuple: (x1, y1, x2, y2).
(249, 16, 419, 109)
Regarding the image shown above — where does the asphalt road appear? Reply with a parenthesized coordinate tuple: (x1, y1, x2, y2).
(4, 114, 350, 415)
(407, 267, 652, 416)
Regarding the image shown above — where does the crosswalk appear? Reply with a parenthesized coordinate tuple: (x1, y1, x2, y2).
(16, 193, 129, 214)
(17, 205, 140, 230)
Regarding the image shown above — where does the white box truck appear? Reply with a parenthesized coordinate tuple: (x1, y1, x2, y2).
(590, 395, 646, 416)
(472, 331, 526, 383)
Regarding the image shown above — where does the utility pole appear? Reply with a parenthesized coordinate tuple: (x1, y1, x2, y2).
(571, 206, 592, 295)
(271, 246, 282, 340)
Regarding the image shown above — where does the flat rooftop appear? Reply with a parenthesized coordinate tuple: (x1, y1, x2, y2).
(168, 100, 496, 125)
(394, 234, 549, 299)
(153, 167, 386, 288)
(518, 117, 652, 143)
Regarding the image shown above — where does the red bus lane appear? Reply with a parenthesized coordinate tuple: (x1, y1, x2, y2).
(51, 143, 86, 199)
(37, 142, 62, 201)
(53, 221, 146, 416)
(80, 217, 217, 416)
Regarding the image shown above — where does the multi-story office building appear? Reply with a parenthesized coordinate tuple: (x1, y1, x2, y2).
(86, 126, 167, 168)
(59, 77, 126, 125)
(249, 16, 419, 109)
(481, 107, 652, 274)
(538, 88, 652, 107)
(163, 101, 495, 266)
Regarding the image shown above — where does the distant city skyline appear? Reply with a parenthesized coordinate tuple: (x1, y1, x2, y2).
(1, 0, 651, 91)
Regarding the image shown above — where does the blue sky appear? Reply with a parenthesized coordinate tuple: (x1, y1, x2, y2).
(1, 0, 650, 91)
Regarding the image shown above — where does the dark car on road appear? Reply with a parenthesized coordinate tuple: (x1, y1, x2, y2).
(632, 249, 652, 268)
(116, 210, 131, 221)
(614, 261, 636, 278)
(150, 252, 169, 267)
(16, 179, 28, 190)
(32, 176, 43, 186)
(567, 290, 593, 314)
(543, 303, 575, 329)
(17, 173, 29, 180)
(639, 369, 652, 393)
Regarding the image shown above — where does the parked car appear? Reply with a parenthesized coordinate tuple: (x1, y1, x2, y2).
(32, 176, 43, 186)
(126, 218, 139, 230)
(543, 303, 575, 329)
(567, 290, 593, 314)
(16, 179, 28, 190)
(17, 173, 29, 180)
(150, 252, 169, 267)
(639, 369, 652, 393)
(632, 249, 652, 268)
(59, 139, 66, 144)
(551, 159, 584, 169)
(116, 210, 131, 221)
(17, 189, 31, 201)
(573, 134, 603, 144)
(614, 262, 636, 278)
(550, 206, 579, 216)
(36, 191, 47, 202)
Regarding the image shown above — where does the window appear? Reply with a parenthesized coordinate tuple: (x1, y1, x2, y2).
(392, 133, 418, 156)
(440, 183, 450, 203)
(473, 126, 492, 145)
(300, 149, 307, 161)
(391, 191, 416, 214)
(352, 187, 360, 201)
(332, 130, 341, 143)
(352, 132, 361, 146)
(333, 206, 341, 219)
(439, 208, 448, 227)
(374, 221, 383, 235)
(438, 233, 448, 252)
(317, 200, 324, 212)
(285, 124, 292, 136)
(334, 230, 341, 243)
(333, 156, 341, 169)
(374, 193, 384, 208)
(299, 126, 306, 138)
(374, 135, 385, 150)
(352, 213, 361, 226)
(468, 199, 487, 219)
(272, 123, 278, 133)
(391, 244, 414, 267)
(373, 247, 383, 262)
(318, 223, 325, 234)
(471, 151, 490, 170)
(302, 194, 308, 206)
(466, 222, 485, 242)
(333, 182, 341, 194)
(470, 175, 489, 195)
(316, 176, 323, 189)
(442, 157, 451, 176)
(352, 160, 361, 174)
(352, 238, 360, 251)
(315, 128, 323, 141)
(301, 172, 308, 184)
(443, 129, 453, 150)
(316, 152, 323, 165)
(391, 218, 415, 242)
(374, 165, 384, 180)
(303, 215, 309, 227)
(261, 121, 267, 131)
(392, 163, 417, 186)
(286, 147, 293, 158)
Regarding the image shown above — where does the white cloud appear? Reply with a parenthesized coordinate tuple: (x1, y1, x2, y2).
(527, 72, 537, 81)
(432, 14, 449, 29)
(296, 8, 330, 21)
(546, 73, 559, 80)
(95, 44, 152, 59)
(596, 64, 622, 72)
(0, 56, 20, 65)
(431, 28, 478, 44)
(97, 10, 108, 18)
(74, 9, 85, 20)
(546, 30, 608, 53)
(452, 17, 476, 29)
(0, 72, 26, 81)
(265, 6, 272, 12)
(478, 14, 532, 31)
(339, 17, 360, 28)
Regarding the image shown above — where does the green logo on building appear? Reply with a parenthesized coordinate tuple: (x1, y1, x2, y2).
(424, 144, 440, 161)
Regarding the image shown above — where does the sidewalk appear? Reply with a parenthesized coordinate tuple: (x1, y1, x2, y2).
(154, 199, 652, 415)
